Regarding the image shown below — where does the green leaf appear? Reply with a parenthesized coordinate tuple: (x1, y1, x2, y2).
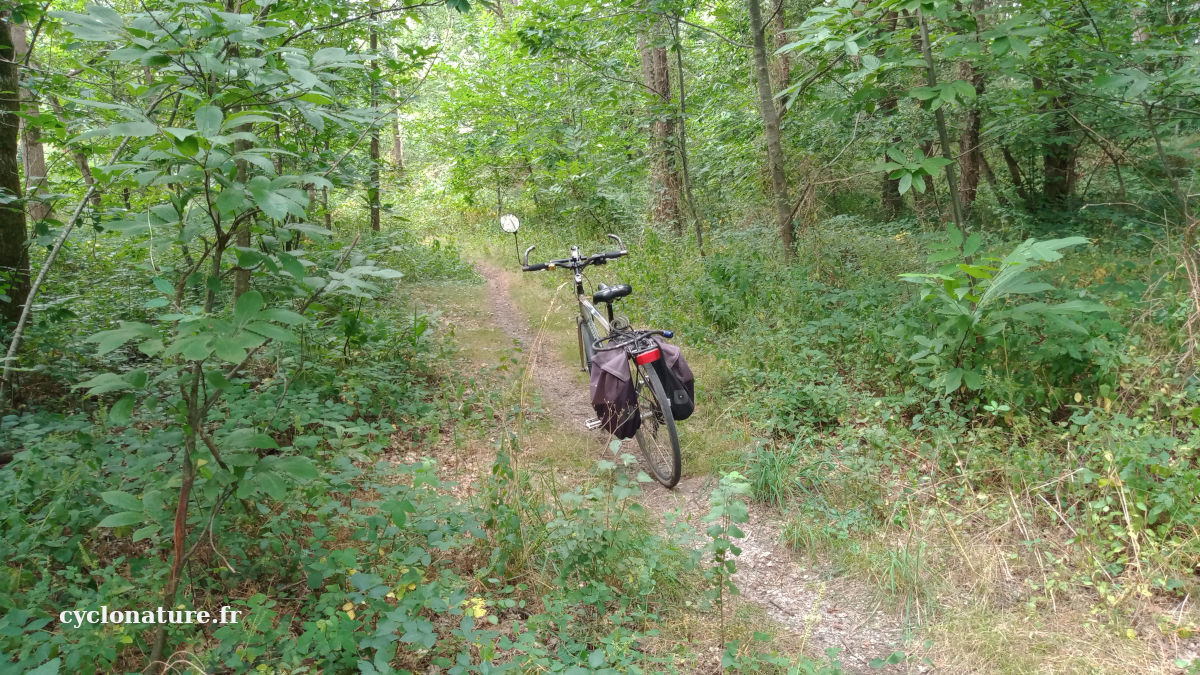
(234, 290, 264, 325)
(195, 105, 224, 137)
(97, 511, 146, 528)
(77, 372, 132, 396)
(244, 321, 297, 343)
(25, 658, 61, 675)
(212, 337, 248, 364)
(962, 369, 983, 391)
(228, 429, 279, 449)
(963, 233, 982, 257)
(174, 135, 199, 157)
(215, 188, 247, 215)
(381, 499, 414, 527)
(86, 321, 157, 355)
(108, 394, 135, 424)
(257, 471, 288, 500)
(165, 334, 213, 361)
(101, 491, 143, 512)
(951, 79, 976, 100)
(898, 172, 913, 195)
(274, 456, 318, 481)
(109, 121, 158, 137)
(957, 264, 994, 279)
(943, 368, 964, 395)
(921, 157, 953, 173)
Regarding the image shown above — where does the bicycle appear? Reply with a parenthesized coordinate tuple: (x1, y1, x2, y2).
(520, 234, 682, 488)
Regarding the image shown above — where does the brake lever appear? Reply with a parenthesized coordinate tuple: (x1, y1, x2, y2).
(607, 234, 626, 253)
(523, 245, 536, 267)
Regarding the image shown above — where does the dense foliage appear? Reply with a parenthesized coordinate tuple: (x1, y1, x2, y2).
(1, 0, 1198, 672)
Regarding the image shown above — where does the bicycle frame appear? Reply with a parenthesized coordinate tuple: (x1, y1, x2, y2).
(571, 245, 611, 370)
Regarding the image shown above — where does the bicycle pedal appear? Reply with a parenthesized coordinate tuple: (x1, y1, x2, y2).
(584, 417, 603, 430)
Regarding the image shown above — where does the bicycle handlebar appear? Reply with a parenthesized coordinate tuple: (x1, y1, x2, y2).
(522, 234, 627, 272)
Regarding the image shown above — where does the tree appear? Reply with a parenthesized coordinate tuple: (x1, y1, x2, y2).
(369, 15, 382, 232)
(747, 0, 792, 258)
(0, 15, 28, 330)
(639, 18, 682, 234)
(11, 24, 49, 222)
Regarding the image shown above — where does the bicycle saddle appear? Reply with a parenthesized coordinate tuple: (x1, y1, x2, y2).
(593, 283, 632, 304)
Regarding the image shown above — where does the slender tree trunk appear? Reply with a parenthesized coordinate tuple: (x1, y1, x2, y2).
(0, 16, 29, 329)
(917, 9, 966, 229)
(232, 133, 251, 299)
(47, 96, 100, 207)
(11, 25, 47, 222)
(638, 23, 682, 235)
(747, 0, 792, 258)
(391, 113, 405, 170)
(368, 21, 381, 232)
(957, 59, 984, 214)
(880, 92, 903, 218)
(322, 187, 331, 230)
(955, 0, 986, 214)
(670, 15, 703, 254)
(877, 11, 902, 219)
(1001, 146, 1031, 203)
(771, 0, 790, 119)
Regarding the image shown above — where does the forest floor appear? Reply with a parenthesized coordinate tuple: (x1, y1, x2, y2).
(409, 257, 911, 673)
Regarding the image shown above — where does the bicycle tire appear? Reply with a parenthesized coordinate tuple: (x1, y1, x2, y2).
(633, 361, 681, 488)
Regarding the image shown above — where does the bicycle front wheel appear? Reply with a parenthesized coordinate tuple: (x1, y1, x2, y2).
(633, 362, 681, 488)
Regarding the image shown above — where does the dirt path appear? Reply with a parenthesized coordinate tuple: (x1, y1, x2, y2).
(446, 260, 910, 673)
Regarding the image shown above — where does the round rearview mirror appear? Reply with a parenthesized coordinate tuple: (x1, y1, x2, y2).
(500, 214, 520, 233)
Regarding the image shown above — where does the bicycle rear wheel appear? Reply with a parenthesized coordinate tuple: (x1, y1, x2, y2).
(633, 362, 681, 488)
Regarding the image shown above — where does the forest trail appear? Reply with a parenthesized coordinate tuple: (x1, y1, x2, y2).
(425, 258, 912, 673)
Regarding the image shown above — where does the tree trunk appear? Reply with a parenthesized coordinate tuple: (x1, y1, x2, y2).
(1035, 76, 1077, 207)
(368, 22, 381, 232)
(879, 93, 903, 218)
(956, 0, 986, 215)
(322, 186, 331, 230)
(11, 24, 48, 222)
(957, 59, 984, 214)
(878, 11, 902, 219)
(391, 113, 405, 170)
(0, 17, 29, 329)
(670, 14, 703, 254)
(638, 24, 682, 235)
(232, 131, 251, 299)
(747, 0, 792, 258)
(1001, 145, 1031, 203)
(770, 0, 790, 119)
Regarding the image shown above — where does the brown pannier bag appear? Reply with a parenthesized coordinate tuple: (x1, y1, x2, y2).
(589, 346, 641, 439)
